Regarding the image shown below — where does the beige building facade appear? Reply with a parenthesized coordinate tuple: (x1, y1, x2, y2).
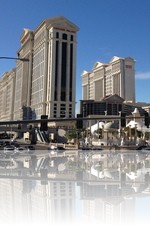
(0, 16, 79, 122)
(30, 17, 79, 120)
(0, 69, 16, 121)
(82, 56, 135, 102)
(18, 16, 79, 120)
(14, 29, 34, 120)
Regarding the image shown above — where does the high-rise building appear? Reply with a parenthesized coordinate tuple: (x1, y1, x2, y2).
(13, 29, 33, 120)
(13, 16, 79, 120)
(0, 69, 16, 121)
(82, 56, 135, 103)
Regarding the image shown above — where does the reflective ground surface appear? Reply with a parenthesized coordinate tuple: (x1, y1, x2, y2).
(0, 149, 150, 225)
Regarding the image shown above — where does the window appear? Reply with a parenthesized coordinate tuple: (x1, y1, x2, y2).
(56, 32, 59, 38)
(126, 65, 132, 69)
(62, 33, 67, 40)
(71, 35, 73, 41)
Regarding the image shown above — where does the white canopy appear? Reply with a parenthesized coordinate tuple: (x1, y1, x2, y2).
(126, 121, 143, 129)
(104, 121, 119, 131)
(91, 121, 119, 133)
(91, 121, 105, 134)
(126, 120, 150, 132)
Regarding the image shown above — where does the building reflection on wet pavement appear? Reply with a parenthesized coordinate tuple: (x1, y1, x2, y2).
(0, 150, 150, 225)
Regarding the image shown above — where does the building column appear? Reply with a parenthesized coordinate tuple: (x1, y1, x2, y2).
(66, 42, 70, 102)
(43, 28, 49, 115)
(48, 37, 56, 118)
(26, 53, 33, 119)
(71, 42, 76, 116)
(58, 40, 62, 99)
(120, 60, 125, 99)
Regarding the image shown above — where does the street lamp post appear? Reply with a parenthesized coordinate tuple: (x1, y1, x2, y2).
(104, 111, 108, 144)
(134, 124, 137, 144)
(118, 111, 122, 138)
(0, 56, 29, 62)
(129, 125, 132, 142)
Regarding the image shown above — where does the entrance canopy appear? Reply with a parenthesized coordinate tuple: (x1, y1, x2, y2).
(126, 120, 150, 132)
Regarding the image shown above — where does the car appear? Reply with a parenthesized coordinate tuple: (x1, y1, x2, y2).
(92, 147, 103, 151)
(48, 145, 57, 150)
(10, 141, 20, 148)
(136, 145, 147, 150)
(81, 146, 92, 151)
(0, 140, 4, 147)
(3, 141, 10, 146)
(56, 146, 66, 153)
(141, 146, 150, 153)
(14, 147, 26, 154)
(57, 146, 65, 150)
(25, 145, 35, 154)
(48, 146, 65, 153)
(3, 145, 15, 154)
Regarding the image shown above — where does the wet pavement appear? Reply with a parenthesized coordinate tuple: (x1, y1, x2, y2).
(0, 149, 150, 225)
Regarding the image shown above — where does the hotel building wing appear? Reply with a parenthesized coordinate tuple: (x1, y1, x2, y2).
(13, 16, 79, 121)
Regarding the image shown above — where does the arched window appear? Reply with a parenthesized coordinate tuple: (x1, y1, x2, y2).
(56, 32, 59, 38)
(62, 33, 67, 40)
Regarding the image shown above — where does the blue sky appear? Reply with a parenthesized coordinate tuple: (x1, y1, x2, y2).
(0, 0, 150, 112)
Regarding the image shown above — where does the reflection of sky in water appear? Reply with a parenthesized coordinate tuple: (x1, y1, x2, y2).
(75, 185, 82, 221)
(135, 198, 150, 224)
(0, 151, 150, 225)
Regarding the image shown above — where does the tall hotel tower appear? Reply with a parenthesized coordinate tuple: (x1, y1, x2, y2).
(13, 16, 79, 120)
(82, 56, 135, 102)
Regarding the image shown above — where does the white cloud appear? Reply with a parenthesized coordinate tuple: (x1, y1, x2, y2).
(136, 71, 150, 79)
